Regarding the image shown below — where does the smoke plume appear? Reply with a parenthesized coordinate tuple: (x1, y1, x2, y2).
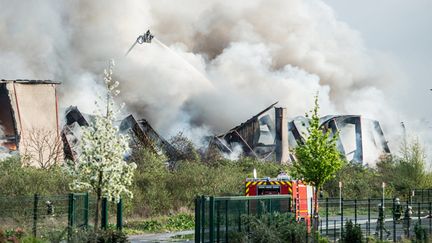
(0, 0, 428, 159)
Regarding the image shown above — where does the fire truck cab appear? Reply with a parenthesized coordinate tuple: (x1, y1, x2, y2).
(245, 176, 315, 226)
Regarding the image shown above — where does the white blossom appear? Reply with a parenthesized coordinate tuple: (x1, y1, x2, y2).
(65, 60, 136, 203)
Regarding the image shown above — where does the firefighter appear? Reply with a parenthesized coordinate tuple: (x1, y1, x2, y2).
(393, 198, 403, 221)
(276, 171, 289, 180)
(375, 203, 391, 237)
(46, 200, 54, 216)
(403, 205, 413, 237)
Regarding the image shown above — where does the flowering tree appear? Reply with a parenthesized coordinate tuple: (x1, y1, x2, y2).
(66, 60, 136, 230)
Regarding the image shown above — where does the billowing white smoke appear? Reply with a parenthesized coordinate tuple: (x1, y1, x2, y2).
(0, 0, 427, 160)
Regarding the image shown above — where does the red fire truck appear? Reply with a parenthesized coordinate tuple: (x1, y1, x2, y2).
(245, 176, 315, 226)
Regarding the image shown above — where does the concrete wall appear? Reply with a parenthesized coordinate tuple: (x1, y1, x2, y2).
(4, 81, 61, 167)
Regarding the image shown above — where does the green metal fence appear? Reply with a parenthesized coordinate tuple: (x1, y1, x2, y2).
(195, 195, 292, 243)
(0, 193, 123, 239)
(319, 197, 432, 242)
(413, 189, 432, 203)
(196, 195, 432, 243)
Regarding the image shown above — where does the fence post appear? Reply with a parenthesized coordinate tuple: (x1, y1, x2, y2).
(68, 193, 75, 240)
(32, 194, 39, 237)
(326, 198, 329, 236)
(429, 202, 432, 235)
(101, 197, 108, 230)
(393, 198, 396, 242)
(202, 196, 206, 241)
(366, 222, 369, 241)
(247, 199, 251, 234)
(209, 196, 215, 243)
(418, 202, 421, 227)
(354, 199, 357, 224)
(367, 198, 371, 236)
(194, 197, 201, 243)
(238, 202, 241, 231)
(216, 201, 221, 242)
(269, 199, 272, 225)
(380, 197, 383, 241)
(116, 198, 123, 231)
(407, 200, 410, 238)
(84, 192, 89, 228)
(225, 200, 228, 243)
(333, 220, 336, 243)
(340, 197, 344, 239)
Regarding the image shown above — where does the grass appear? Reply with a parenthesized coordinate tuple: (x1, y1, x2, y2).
(123, 213, 194, 235)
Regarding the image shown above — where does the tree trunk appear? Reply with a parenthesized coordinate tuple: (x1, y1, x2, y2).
(94, 171, 103, 231)
(313, 187, 319, 235)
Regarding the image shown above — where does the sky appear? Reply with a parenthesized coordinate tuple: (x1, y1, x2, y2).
(326, 0, 432, 129)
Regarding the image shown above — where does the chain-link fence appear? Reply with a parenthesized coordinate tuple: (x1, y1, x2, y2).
(0, 193, 123, 239)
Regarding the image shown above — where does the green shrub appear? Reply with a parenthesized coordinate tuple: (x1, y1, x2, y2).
(128, 145, 288, 217)
(341, 220, 363, 243)
(0, 227, 27, 243)
(126, 220, 163, 232)
(69, 229, 128, 243)
(166, 213, 194, 231)
(0, 156, 70, 196)
(20, 236, 47, 243)
(414, 222, 428, 243)
(241, 213, 307, 243)
(128, 148, 172, 216)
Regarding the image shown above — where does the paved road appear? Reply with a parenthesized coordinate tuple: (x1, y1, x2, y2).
(129, 230, 194, 243)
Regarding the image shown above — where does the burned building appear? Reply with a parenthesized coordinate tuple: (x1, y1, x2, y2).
(0, 80, 61, 166)
(61, 107, 181, 162)
(209, 102, 288, 162)
(289, 115, 391, 165)
(211, 103, 391, 166)
(119, 115, 180, 161)
(61, 106, 91, 161)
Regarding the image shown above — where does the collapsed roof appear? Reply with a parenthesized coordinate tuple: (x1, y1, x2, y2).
(62, 107, 181, 162)
(210, 103, 391, 166)
(61, 106, 90, 161)
(119, 115, 181, 160)
(211, 102, 278, 160)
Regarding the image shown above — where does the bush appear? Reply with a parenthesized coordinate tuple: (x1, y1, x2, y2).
(165, 213, 194, 231)
(128, 148, 172, 216)
(0, 156, 70, 196)
(241, 213, 307, 243)
(124, 213, 194, 234)
(341, 220, 363, 243)
(128, 146, 288, 217)
(414, 222, 428, 243)
(1, 142, 288, 220)
(69, 229, 128, 243)
(125, 220, 164, 233)
(20, 236, 47, 243)
(0, 227, 47, 243)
